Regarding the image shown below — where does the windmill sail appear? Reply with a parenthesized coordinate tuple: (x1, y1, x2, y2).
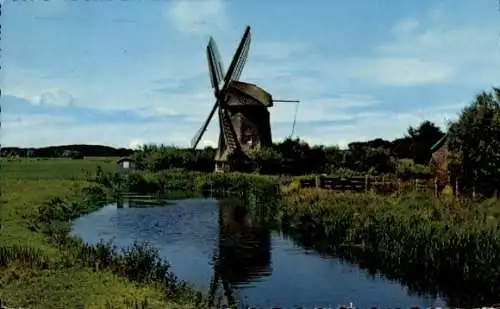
(224, 26, 251, 84)
(208, 37, 225, 88)
(231, 31, 251, 82)
(190, 38, 228, 149)
(190, 102, 218, 149)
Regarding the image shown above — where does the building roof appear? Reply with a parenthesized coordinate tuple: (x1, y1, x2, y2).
(116, 157, 135, 164)
(430, 134, 448, 152)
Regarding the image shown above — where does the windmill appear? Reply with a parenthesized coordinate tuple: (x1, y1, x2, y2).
(190, 25, 299, 172)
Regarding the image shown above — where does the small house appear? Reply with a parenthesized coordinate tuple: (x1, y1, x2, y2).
(429, 134, 449, 184)
(116, 157, 136, 174)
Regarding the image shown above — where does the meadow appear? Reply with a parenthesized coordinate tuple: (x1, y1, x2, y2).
(0, 158, 204, 309)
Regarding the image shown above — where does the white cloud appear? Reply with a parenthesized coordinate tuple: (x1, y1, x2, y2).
(35, 89, 74, 106)
(390, 18, 420, 37)
(1, 116, 193, 148)
(166, 0, 230, 37)
(345, 57, 455, 87)
(293, 103, 464, 148)
(271, 95, 381, 124)
(2, 98, 463, 149)
(2, 113, 75, 128)
(199, 139, 218, 148)
(127, 139, 147, 150)
(371, 18, 500, 88)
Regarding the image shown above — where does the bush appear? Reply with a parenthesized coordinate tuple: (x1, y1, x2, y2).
(395, 158, 432, 180)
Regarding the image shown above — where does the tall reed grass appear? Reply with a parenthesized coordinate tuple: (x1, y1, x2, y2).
(276, 189, 500, 307)
(96, 168, 280, 200)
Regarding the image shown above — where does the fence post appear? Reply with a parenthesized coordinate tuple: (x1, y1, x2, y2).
(365, 175, 369, 192)
(315, 175, 321, 189)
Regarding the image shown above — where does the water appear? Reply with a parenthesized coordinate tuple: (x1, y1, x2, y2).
(72, 195, 447, 308)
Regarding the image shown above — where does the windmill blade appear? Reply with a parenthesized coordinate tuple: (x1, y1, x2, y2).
(207, 37, 225, 89)
(207, 43, 221, 91)
(223, 26, 251, 86)
(230, 30, 251, 82)
(191, 101, 219, 149)
(197, 38, 225, 150)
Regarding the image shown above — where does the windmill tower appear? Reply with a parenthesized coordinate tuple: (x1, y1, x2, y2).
(190, 26, 298, 173)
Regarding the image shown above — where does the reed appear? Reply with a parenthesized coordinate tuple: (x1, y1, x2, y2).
(97, 168, 280, 199)
(275, 188, 500, 307)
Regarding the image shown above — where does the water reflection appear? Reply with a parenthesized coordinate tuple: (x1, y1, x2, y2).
(116, 196, 168, 208)
(72, 195, 448, 308)
(282, 225, 500, 308)
(209, 198, 272, 306)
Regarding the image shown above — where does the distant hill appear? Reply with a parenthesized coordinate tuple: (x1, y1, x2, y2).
(0, 144, 134, 158)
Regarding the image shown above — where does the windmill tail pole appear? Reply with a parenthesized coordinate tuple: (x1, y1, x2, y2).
(273, 99, 300, 103)
(290, 100, 300, 138)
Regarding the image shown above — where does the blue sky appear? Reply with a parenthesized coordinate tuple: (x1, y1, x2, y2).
(2, 0, 500, 149)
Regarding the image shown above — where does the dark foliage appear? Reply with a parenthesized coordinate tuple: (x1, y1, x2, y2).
(447, 87, 500, 197)
(128, 120, 443, 177)
(0, 144, 133, 158)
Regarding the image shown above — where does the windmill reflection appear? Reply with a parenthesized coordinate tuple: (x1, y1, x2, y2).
(209, 198, 272, 307)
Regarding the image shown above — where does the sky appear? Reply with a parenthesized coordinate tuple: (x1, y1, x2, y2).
(1, 0, 500, 149)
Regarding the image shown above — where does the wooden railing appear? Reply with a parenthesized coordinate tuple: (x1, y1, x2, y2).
(299, 175, 435, 194)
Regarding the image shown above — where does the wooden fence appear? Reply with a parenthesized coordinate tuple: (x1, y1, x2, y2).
(299, 175, 436, 194)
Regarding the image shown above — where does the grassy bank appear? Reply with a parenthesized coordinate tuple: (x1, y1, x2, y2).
(97, 167, 280, 201)
(276, 188, 500, 307)
(0, 158, 203, 309)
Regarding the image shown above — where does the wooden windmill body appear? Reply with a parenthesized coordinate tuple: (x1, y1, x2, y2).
(190, 26, 277, 172)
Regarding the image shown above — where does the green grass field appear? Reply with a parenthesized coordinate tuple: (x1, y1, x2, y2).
(0, 157, 194, 309)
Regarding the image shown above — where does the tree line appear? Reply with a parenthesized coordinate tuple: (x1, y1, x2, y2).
(132, 119, 445, 178)
(0, 144, 133, 159)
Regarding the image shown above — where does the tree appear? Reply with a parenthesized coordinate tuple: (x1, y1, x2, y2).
(406, 120, 445, 164)
(447, 87, 500, 196)
(364, 147, 395, 174)
(248, 147, 283, 174)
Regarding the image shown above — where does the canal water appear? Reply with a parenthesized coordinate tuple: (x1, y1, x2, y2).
(71, 195, 447, 309)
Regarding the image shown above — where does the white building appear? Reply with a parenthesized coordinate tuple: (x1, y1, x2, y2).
(116, 157, 136, 174)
